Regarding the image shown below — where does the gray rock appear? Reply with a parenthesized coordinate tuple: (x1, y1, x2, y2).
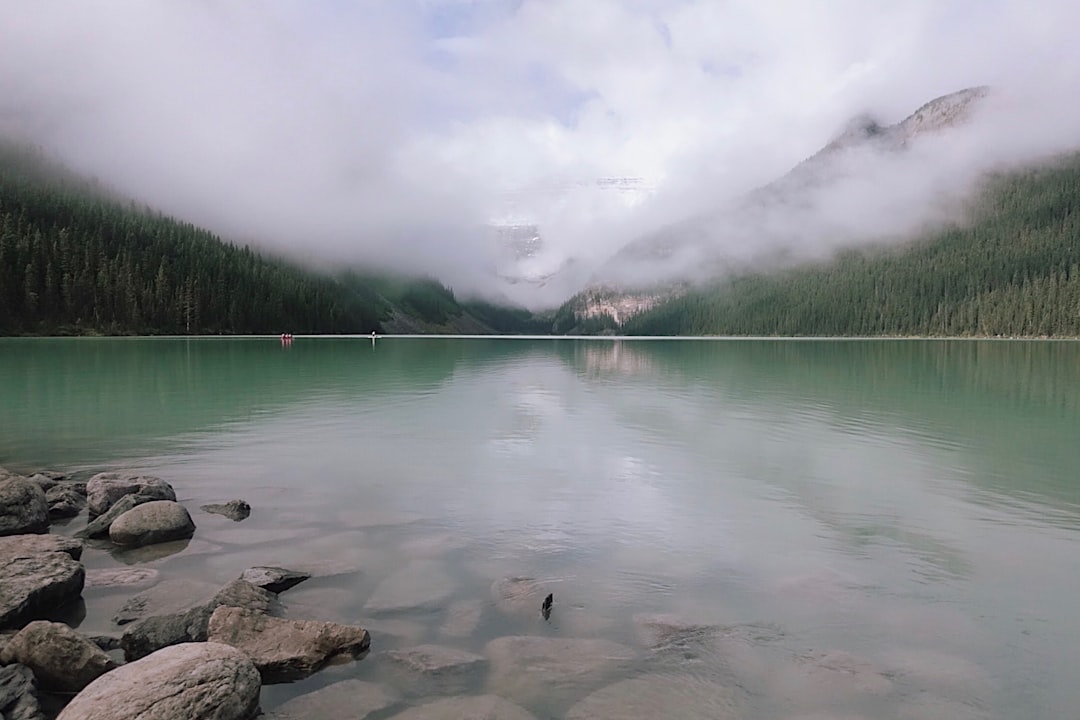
(484, 636, 636, 708)
(119, 580, 274, 661)
(75, 494, 155, 539)
(26, 475, 56, 492)
(0, 552, 85, 630)
(384, 645, 486, 696)
(0, 534, 83, 561)
(565, 675, 743, 720)
(207, 606, 370, 683)
(490, 577, 549, 618)
(86, 634, 121, 652)
(201, 500, 251, 521)
(439, 600, 484, 639)
(364, 561, 456, 614)
(84, 567, 160, 589)
(265, 680, 397, 720)
(45, 485, 85, 519)
(386, 695, 537, 720)
(85, 472, 175, 516)
(113, 579, 220, 626)
(56, 642, 261, 720)
(109, 500, 195, 547)
(0, 663, 44, 720)
(0, 621, 116, 693)
(0, 477, 49, 537)
(239, 566, 310, 594)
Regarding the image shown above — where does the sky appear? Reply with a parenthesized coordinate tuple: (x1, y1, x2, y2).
(2, 0, 1080, 307)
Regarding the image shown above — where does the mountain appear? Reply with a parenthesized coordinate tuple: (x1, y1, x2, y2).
(0, 141, 538, 336)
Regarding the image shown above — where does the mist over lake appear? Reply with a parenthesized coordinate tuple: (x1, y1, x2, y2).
(3, 336, 1079, 718)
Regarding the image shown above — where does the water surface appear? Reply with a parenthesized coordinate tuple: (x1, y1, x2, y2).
(2, 337, 1079, 718)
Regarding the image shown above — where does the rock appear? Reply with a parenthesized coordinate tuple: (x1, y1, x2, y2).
(0, 477, 49, 537)
(56, 642, 260, 720)
(109, 500, 195, 547)
(771, 650, 893, 711)
(27, 475, 57, 492)
(0, 534, 83, 561)
(0, 663, 44, 720)
(75, 494, 156, 539)
(490, 577, 549, 617)
(264, 679, 398, 720)
(364, 561, 456, 614)
(84, 567, 160, 589)
(239, 566, 309, 594)
(84, 472, 175, 516)
(201, 500, 251, 522)
(485, 636, 636, 708)
(439, 600, 484, 639)
(119, 580, 274, 661)
(45, 485, 85, 519)
(207, 606, 370, 683)
(386, 695, 537, 720)
(384, 645, 486, 695)
(113, 579, 220, 626)
(0, 621, 116, 693)
(87, 635, 121, 652)
(565, 675, 743, 720)
(0, 552, 85, 630)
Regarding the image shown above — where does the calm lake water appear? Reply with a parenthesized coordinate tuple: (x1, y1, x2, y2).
(2, 337, 1080, 718)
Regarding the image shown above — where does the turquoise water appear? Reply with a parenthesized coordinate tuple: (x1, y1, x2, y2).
(2, 337, 1079, 718)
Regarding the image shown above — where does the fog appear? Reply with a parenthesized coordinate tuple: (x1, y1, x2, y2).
(2, 0, 1080, 308)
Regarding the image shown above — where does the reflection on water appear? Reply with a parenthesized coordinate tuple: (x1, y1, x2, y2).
(2, 337, 1080, 718)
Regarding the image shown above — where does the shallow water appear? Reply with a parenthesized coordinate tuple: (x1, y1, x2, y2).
(3, 337, 1080, 718)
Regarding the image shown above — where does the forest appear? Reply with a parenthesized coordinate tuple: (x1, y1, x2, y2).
(619, 156, 1080, 337)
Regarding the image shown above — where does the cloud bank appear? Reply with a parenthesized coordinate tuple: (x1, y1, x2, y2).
(2, 0, 1080, 306)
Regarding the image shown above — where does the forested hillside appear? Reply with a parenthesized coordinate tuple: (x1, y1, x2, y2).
(0, 142, 540, 336)
(623, 156, 1080, 337)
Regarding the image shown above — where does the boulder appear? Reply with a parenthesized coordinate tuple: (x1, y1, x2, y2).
(264, 680, 397, 720)
(75, 494, 155, 539)
(239, 566, 309, 594)
(0, 535, 83, 561)
(386, 695, 537, 720)
(201, 500, 251, 522)
(0, 477, 49, 536)
(364, 561, 456, 614)
(119, 580, 274, 661)
(484, 636, 636, 708)
(56, 642, 260, 720)
(207, 606, 370, 683)
(384, 645, 486, 696)
(27, 475, 57, 492)
(565, 675, 743, 720)
(0, 663, 44, 720)
(84, 472, 175, 516)
(0, 621, 116, 693)
(109, 500, 195, 547)
(0, 551, 85, 630)
(45, 485, 85, 519)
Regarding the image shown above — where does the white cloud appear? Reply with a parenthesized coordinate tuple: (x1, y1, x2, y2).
(1, 0, 1079, 307)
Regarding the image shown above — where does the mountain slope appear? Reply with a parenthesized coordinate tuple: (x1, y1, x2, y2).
(622, 155, 1080, 337)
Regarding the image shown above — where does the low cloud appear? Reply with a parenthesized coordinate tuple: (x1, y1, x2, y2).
(2, 1, 1079, 308)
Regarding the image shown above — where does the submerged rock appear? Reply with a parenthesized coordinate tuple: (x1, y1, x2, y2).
(386, 695, 537, 720)
(239, 566, 309, 594)
(207, 606, 370, 683)
(364, 561, 456, 614)
(109, 500, 195, 547)
(264, 679, 398, 720)
(770, 650, 894, 711)
(201, 500, 251, 522)
(85, 472, 176, 516)
(485, 636, 636, 708)
(565, 674, 743, 720)
(384, 644, 486, 696)
(84, 567, 160, 589)
(490, 577, 549, 618)
(0, 663, 44, 720)
(0, 621, 116, 693)
(57, 642, 261, 720)
(0, 549, 85, 630)
(0, 477, 49, 537)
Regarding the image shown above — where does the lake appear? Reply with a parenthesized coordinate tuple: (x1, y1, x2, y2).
(2, 336, 1079, 718)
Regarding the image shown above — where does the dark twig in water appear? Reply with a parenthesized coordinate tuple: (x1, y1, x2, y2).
(541, 592, 554, 620)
